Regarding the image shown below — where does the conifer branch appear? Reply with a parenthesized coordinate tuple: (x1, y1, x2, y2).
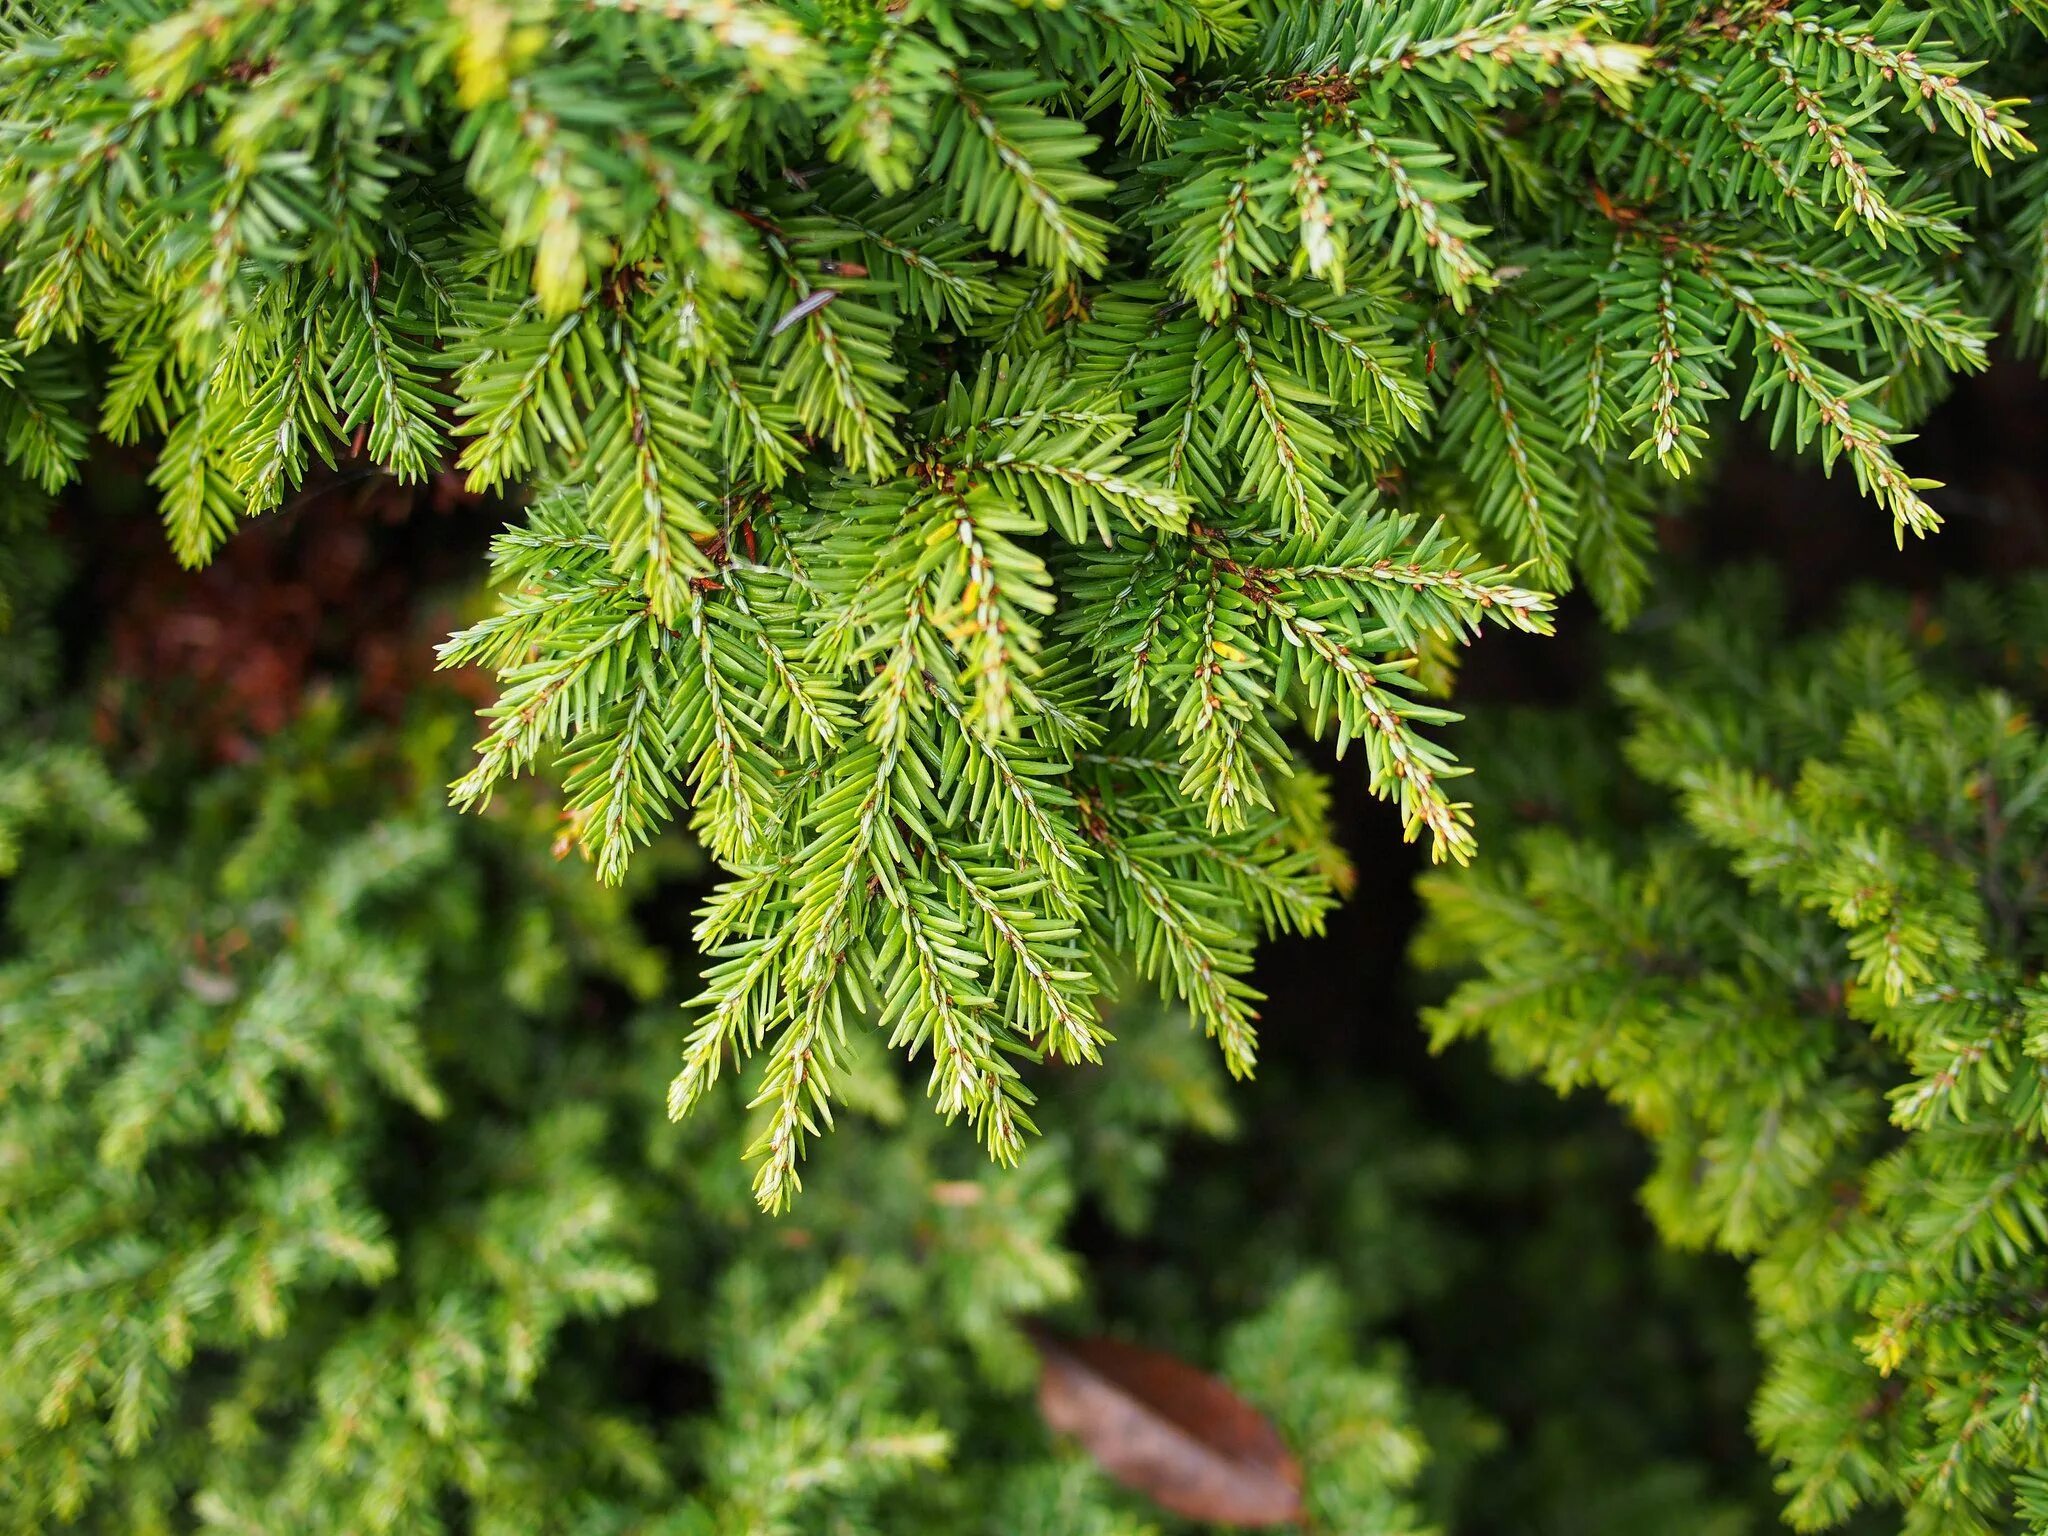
(5, 0, 2040, 1198)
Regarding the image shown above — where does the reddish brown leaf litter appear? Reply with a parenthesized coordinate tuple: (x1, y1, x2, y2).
(93, 467, 492, 761)
(1029, 1325, 1304, 1527)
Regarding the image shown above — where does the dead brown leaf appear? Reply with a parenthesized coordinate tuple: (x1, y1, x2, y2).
(1029, 1324, 1304, 1527)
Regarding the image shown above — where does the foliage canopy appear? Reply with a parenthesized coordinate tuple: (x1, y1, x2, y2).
(0, 0, 2042, 1200)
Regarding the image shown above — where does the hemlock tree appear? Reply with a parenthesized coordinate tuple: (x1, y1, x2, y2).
(0, 1, 2042, 1202)
(1418, 574, 2048, 1534)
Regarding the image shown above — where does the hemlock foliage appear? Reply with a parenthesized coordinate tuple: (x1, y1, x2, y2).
(0, 511, 1789, 1534)
(1419, 574, 2048, 1534)
(2, 0, 2045, 1199)
(0, 538, 1441, 1536)
(12, 1, 2048, 1527)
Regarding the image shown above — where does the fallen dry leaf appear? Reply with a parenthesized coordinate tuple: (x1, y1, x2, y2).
(1029, 1324, 1304, 1527)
